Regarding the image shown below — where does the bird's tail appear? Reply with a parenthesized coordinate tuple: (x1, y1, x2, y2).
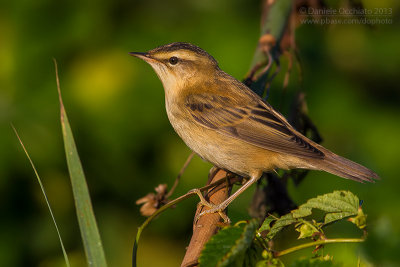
(315, 151, 380, 183)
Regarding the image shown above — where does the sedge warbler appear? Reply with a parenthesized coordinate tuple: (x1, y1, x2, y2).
(130, 42, 379, 222)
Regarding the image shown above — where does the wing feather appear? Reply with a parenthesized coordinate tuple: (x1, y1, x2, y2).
(185, 93, 324, 159)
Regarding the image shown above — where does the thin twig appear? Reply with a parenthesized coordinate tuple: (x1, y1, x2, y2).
(167, 152, 195, 198)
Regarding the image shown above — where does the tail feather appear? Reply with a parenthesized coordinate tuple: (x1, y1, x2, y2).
(316, 151, 380, 183)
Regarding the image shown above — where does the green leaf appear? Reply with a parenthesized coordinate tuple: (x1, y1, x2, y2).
(266, 214, 297, 240)
(292, 191, 359, 224)
(13, 126, 70, 267)
(199, 219, 258, 267)
(295, 221, 320, 239)
(260, 191, 361, 241)
(55, 60, 107, 267)
(259, 215, 276, 233)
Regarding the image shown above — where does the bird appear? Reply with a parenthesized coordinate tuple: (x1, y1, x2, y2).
(130, 42, 379, 222)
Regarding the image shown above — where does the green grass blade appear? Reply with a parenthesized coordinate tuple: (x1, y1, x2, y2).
(54, 59, 107, 267)
(12, 125, 71, 267)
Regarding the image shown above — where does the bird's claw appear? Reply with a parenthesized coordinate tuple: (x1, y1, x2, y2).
(189, 188, 231, 224)
(195, 204, 231, 224)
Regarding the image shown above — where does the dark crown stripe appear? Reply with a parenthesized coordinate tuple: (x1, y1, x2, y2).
(151, 42, 218, 65)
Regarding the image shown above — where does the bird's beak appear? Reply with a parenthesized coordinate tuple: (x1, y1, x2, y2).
(129, 52, 148, 58)
(129, 52, 157, 63)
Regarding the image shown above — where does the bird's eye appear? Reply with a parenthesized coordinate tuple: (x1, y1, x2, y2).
(169, 56, 178, 65)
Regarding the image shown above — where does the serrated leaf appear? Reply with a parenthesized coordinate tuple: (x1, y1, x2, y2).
(261, 191, 361, 241)
(259, 215, 276, 232)
(266, 213, 297, 240)
(199, 219, 258, 267)
(292, 191, 359, 224)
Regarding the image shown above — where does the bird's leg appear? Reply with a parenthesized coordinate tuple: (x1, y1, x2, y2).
(189, 188, 230, 223)
(194, 175, 259, 224)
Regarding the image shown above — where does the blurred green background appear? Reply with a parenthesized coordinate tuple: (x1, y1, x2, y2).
(1, 0, 399, 266)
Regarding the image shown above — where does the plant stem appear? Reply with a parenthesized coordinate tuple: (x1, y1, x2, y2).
(274, 238, 365, 257)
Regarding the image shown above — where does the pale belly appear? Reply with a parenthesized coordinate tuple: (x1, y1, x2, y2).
(168, 115, 289, 178)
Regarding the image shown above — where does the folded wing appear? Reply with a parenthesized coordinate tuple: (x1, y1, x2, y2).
(184, 93, 325, 159)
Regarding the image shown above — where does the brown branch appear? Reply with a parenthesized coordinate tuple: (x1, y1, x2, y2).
(181, 170, 232, 267)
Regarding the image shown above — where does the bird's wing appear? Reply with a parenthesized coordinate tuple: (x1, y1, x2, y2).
(184, 93, 324, 159)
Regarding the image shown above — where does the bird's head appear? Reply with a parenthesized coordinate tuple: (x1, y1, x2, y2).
(130, 42, 219, 93)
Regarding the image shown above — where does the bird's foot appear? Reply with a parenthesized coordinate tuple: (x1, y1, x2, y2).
(189, 189, 231, 224)
(196, 203, 231, 224)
